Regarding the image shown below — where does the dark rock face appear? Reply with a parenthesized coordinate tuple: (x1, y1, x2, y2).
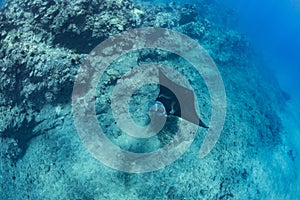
(0, 0, 140, 159)
(1, 0, 138, 53)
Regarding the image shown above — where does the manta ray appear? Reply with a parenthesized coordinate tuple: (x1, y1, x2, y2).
(153, 69, 209, 128)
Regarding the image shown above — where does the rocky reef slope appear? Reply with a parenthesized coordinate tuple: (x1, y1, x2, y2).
(0, 0, 297, 199)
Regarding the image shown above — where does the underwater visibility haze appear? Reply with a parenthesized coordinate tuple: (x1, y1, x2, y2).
(0, 0, 299, 199)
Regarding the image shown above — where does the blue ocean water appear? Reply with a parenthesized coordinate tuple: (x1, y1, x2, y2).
(221, 0, 300, 99)
(1, 0, 300, 199)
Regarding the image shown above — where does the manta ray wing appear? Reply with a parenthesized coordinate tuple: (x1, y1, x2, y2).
(156, 69, 208, 128)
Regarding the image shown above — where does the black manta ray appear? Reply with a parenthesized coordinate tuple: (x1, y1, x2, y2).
(154, 69, 209, 128)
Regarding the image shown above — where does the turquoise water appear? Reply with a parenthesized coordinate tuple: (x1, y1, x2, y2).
(0, 0, 299, 199)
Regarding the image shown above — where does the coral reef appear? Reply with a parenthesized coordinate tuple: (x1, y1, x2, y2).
(0, 0, 139, 159)
(0, 0, 297, 199)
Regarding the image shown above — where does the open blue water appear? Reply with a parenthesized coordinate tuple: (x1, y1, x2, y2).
(0, 0, 299, 199)
(221, 0, 300, 99)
